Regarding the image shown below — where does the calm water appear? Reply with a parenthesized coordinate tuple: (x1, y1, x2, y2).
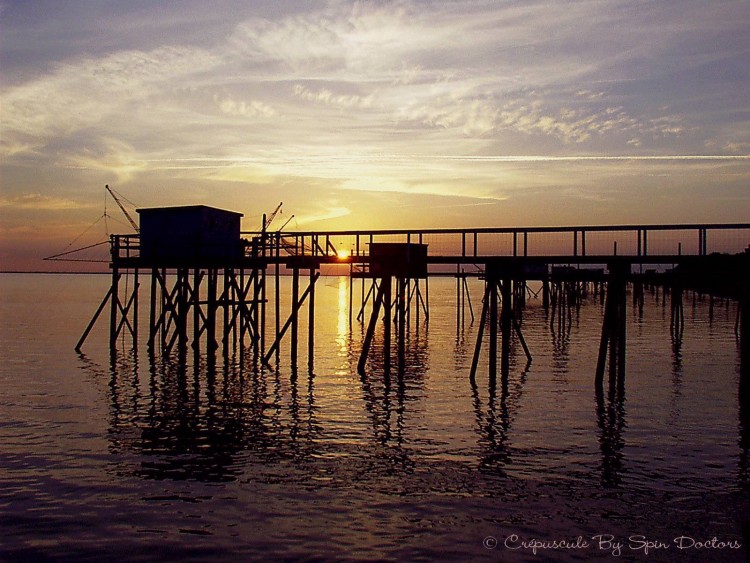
(1, 272, 748, 561)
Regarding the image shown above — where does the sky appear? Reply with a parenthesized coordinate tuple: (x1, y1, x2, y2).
(1, 0, 749, 270)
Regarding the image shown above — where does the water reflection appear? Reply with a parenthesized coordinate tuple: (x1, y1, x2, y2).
(82, 278, 747, 498)
(98, 308, 434, 484)
(100, 347, 326, 483)
(595, 386, 627, 488)
(668, 328, 684, 426)
(471, 362, 529, 476)
(357, 321, 429, 449)
(549, 286, 574, 381)
(740, 360, 750, 488)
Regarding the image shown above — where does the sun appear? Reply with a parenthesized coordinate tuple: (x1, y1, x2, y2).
(336, 249, 350, 260)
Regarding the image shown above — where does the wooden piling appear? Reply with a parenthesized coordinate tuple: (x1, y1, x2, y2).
(488, 274, 498, 383)
(261, 264, 266, 358)
(469, 281, 491, 384)
(76, 285, 114, 353)
(398, 277, 407, 372)
(383, 276, 392, 375)
(110, 267, 119, 348)
(291, 267, 299, 367)
(133, 269, 139, 347)
(348, 263, 354, 328)
(275, 234, 281, 362)
(358, 281, 385, 375)
(501, 277, 512, 385)
(192, 269, 201, 351)
(308, 268, 316, 370)
(741, 255, 750, 398)
(595, 262, 628, 390)
(207, 269, 217, 351)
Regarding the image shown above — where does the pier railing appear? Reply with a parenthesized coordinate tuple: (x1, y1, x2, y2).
(110, 224, 750, 265)
(243, 224, 750, 261)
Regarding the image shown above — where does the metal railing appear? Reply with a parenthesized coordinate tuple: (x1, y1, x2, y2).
(110, 224, 750, 264)
(242, 224, 750, 261)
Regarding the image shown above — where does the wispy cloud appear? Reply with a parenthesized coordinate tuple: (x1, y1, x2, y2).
(293, 84, 373, 110)
(295, 205, 351, 226)
(214, 95, 278, 119)
(0, 193, 97, 211)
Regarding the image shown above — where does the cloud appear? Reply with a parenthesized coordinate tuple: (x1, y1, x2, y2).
(0, 45, 220, 159)
(214, 95, 277, 118)
(293, 85, 373, 109)
(59, 138, 146, 183)
(0, 193, 96, 211)
(295, 205, 351, 226)
(3, 0, 747, 167)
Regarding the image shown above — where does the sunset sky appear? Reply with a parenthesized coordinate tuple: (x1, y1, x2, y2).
(1, 0, 749, 270)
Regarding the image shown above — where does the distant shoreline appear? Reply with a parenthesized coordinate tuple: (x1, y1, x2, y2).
(0, 270, 349, 277)
(0, 270, 110, 275)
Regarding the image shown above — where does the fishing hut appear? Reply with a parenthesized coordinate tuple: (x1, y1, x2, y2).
(78, 204, 264, 360)
(134, 205, 254, 357)
(358, 242, 429, 375)
(138, 206, 244, 265)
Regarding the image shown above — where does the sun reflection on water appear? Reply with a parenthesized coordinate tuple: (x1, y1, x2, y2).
(336, 275, 349, 359)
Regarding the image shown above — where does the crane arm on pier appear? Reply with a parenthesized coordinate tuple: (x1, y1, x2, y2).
(105, 184, 139, 233)
(263, 202, 283, 231)
(278, 214, 294, 232)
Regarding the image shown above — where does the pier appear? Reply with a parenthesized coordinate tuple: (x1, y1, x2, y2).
(76, 209, 750, 395)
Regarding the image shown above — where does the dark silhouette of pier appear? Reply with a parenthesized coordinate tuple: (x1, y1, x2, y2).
(76, 210, 750, 398)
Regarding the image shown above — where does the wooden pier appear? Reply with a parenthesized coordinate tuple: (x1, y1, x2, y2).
(76, 213, 750, 395)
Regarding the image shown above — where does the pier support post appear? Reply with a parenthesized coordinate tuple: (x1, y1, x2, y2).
(275, 235, 281, 362)
(595, 262, 628, 391)
(192, 269, 202, 352)
(501, 277, 512, 386)
(261, 261, 267, 359)
(207, 269, 217, 351)
(308, 267, 316, 371)
(250, 268, 262, 357)
(133, 269, 139, 347)
(349, 264, 354, 328)
(263, 270, 320, 367)
(670, 281, 685, 342)
(469, 263, 531, 385)
(740, 255, 750, 399)
(159, 269, 168, 352)
(148, 268, 157, 352)
(178, 268, 189, 355)
(383, 275, 392, 375)
(76, 284, 114, 353)
(221, 269, 230, 351)
(469, 281, 491, 384)
(291, 266, 299, 367)
(398, 276, 407, 373)
(488, 272, 499, 383)
(109, 267, 120, 349)
(456, 267, 462, 331)
(357, 280, 385, 375)
(105, 267, 139, 352)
